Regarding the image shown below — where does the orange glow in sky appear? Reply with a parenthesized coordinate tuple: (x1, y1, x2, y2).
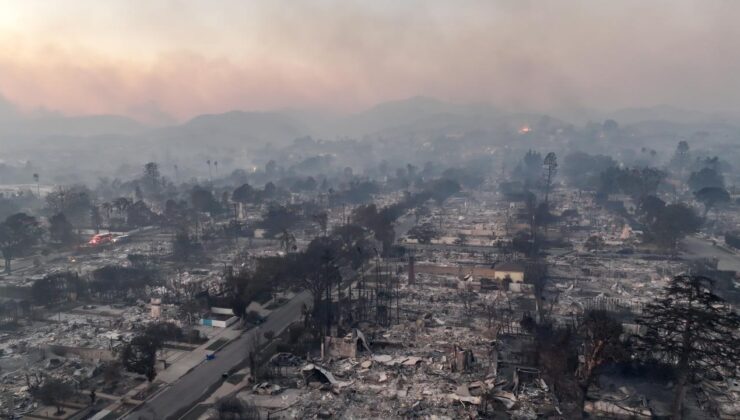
(1, 1, 739, 123)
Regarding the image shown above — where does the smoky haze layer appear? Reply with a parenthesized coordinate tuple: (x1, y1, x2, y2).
(0, 0, 739, 122)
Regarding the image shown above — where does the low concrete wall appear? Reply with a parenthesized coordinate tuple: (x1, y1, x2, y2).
(44, 344, 116, 361)
(211, 307, 235, 316)
(415, 263, 496, 278)
(200, 315, 238, 328)
(415, 263, 524, 282)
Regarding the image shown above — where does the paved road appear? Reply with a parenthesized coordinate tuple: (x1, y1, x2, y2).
(0, 226, 167, 278)
(0, 256, 37, 276)
(125, 290, 312, 420)
(683, 236, 740, 272)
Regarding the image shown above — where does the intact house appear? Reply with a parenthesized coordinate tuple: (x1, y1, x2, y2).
(200, 307, 239, 328)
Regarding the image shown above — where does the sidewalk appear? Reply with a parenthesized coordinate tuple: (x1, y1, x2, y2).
(156, 323, 244, 384)
(85, 323, 245, 419)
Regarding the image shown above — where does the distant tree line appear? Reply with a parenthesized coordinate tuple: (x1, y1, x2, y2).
(29, 265, 162, 306)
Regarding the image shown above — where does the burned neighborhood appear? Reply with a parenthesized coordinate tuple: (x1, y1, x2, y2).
(0, 2, 739, 419)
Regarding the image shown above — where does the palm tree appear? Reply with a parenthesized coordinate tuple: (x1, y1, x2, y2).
(543, 152, 558, 205)
(206, 160, 212, 182)
(32, 173, 40, 197)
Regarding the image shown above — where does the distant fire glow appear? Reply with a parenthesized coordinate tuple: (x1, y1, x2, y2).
(518, 126, 532, 134)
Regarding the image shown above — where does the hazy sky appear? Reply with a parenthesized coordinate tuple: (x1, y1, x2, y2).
(0, 0, 738, 123)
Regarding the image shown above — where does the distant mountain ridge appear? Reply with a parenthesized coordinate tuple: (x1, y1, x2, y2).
(152, 110, 307, 146)
(1, 96, 738, 149)
(608, 105, 731, 125)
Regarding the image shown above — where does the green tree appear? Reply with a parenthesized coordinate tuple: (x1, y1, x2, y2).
(298, 239, 342, 335)
(636, 195, 665, 225)
(427, 178, 461, 204)
(229, 256, 285, 307)
(121, 334, 159, 382)
(670, 140, 690, 178)
(535, 202, 558, 227)
(45, 185, 93, 227)
(232, 183, 256, 206)
(141, 162, 163, 200)
(126, 200, 158, 228)
(688, 167, 724, 192)
(0, 195, 21, 221)
(649, 204, 702, 253)
(603, 119, 619, 132)
(33, 173, 40, 197)
(49, 213, 77, 245)
(351, 204, 395, 253)
(0, 213, 43, 274)
(676, 140, 689, 156)
(563, 152, 616, 190)
(31, 272, 84, 306)
(519, 149, 543, 187)
(112, 197, 133, 220)
(694, 186, 730, 218)
(90, 265, 159, 300)
(191, 186, 222, 214)
(635, 275, 740, 420)
(259, 204, 299, 238)
(144, 322, 183, 344)
(34, 379, 75, 414)
(407, 222, 440, 244)
(620, 168, 665, 200)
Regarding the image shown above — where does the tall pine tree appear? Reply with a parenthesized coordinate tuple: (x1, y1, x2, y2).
(636, 275, 739, 419)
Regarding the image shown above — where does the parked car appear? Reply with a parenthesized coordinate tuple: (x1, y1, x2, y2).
(112, 234, 131, 244)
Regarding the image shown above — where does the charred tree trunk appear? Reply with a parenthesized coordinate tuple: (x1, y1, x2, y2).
(576, 379, 590, 419)
(672, 306, 693, 420)
(671, 370, 688, 420)
(325, 281, 332, 335)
